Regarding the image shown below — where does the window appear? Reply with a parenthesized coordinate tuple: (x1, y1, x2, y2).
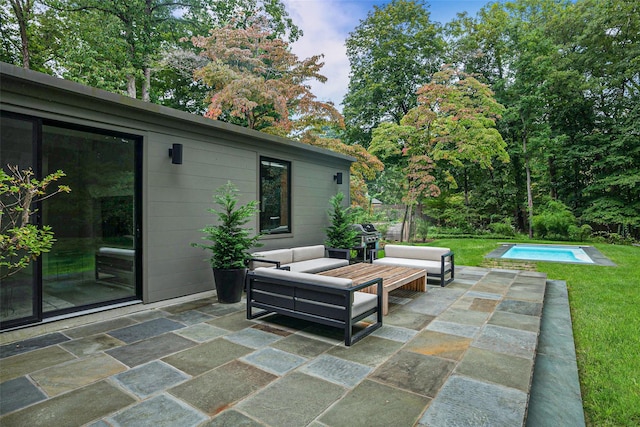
(260, 157, 291, 234)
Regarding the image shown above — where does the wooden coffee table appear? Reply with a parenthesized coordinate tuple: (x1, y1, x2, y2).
(318, 263, 426, 315)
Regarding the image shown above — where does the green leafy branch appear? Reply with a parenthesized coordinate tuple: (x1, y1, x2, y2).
(1, 165, 71, 280)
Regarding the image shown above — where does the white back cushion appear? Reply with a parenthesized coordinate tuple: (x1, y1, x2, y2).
(292, 245, 326, 262)
(251, 249, 293, 268)
(252, 267, 353, 288)
(384, 245, 450, 260)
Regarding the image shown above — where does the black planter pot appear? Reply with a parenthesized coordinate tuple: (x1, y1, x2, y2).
(212, 268, 247, 303)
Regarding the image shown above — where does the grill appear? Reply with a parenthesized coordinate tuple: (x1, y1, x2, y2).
(352, 223, 381, 261)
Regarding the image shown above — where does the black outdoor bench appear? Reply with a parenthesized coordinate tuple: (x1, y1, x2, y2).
(246, 268, 383, 346)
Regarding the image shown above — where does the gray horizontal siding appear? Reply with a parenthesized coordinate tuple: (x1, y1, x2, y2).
(1, 63, 354, 306)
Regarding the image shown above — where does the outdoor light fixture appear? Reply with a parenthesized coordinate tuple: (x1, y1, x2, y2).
(169, 143, 183, 164)
(334, 172, 343, 184)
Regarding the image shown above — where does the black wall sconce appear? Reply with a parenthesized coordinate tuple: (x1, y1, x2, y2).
(333, 172, 343, 185)
(169, 143, 183, 165)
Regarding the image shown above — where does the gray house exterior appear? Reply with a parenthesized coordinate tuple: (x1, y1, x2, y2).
(0, 63, 353, 330)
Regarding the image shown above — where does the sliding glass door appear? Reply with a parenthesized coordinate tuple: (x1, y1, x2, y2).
(41, 123, 141, 316)
(1, 113, 142, 329)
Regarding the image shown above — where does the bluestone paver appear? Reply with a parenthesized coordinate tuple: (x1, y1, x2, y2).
(106, 333, 196, 367)
(168, 360, 276, 416)
(112, 360, 189, 398)
(59, 333, 124, 356)
(320, 379, 430, 427)
(371, 324, 419, 343)
(299, 354, 372, 388)
(371, 350, 455, 397)
(108, 318, 185, 343)
(30, 353, 126, 396)
(237, 372, 345, 427)
(0, 332, 69, 358)
(0, 380, 135, 426)
(419, 375, 528, 427)
(161, 338, 252, 376)
(1, 346, 75, 383)
(326, 335, 403, 367)
(240, 347, 307, 375)
(108, 394, 207, 427)
(0, 376, 47, 415)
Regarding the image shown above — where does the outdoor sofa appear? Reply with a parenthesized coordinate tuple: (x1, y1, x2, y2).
(370, 244, 455, 287)
(249, 245, 349, 273)
(246, 267, 383, 346)
(95, 247, 135, 288)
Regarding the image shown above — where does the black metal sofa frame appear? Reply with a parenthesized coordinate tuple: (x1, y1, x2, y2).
(246, 269, 383, 346)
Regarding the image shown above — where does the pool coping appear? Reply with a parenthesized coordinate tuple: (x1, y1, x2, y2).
(485, 243, 616, 266)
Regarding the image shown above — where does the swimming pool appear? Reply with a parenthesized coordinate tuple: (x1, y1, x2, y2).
(485, 243, 615, 265)
(501, 244, 594, 264)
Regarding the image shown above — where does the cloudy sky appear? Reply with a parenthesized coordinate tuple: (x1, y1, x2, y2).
(282, 0, 489, 110)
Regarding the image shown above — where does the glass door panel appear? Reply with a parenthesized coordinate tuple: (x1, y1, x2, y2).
(41, 124, 139, 315)
(0, 115, 38, 327)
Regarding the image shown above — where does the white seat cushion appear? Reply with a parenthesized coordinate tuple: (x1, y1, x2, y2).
(250, 249, 293, 268)
(352, 292, 378, 317)
(283, 258, 349, 273)
(252, 267, 353, 288)
(373, 257, 450, 275)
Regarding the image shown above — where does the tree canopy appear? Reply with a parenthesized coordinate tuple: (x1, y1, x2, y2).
(191, 16, 342, 136)
(442, 0, 639, 238)
(342, 0, 444, 148)
(1, 0, 638, 239)
(370, 66, 508, 239)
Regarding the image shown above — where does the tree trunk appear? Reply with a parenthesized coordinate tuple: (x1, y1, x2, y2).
(548, 156, 557, 199)
(126, 74, 136, 98)
(463, 167, 470, 206)
(524, 135, 534, 238)
(142, 67, 151, 102)
(402, 204, 413, 242)
(19, 24, 30, 69)
(400, 205, 409, 242)
(10, 0, 33, 69)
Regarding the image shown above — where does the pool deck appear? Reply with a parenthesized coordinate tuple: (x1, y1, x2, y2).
(485, 243, 616, 266)
(0, 266, 585, 426)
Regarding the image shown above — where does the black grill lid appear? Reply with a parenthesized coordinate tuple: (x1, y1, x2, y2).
(360, 223, 377, 233)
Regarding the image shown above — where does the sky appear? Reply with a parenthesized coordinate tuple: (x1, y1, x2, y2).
(282, 0, 490, 111)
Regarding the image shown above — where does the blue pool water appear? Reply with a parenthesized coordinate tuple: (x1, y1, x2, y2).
(501, 245, 595, 264)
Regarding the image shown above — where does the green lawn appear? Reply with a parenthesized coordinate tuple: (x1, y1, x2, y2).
(418, 238, 640, 427)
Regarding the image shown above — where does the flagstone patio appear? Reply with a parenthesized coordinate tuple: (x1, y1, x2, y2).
(0, 266, 584, 426)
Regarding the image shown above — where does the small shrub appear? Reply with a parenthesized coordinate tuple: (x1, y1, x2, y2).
(413, 218, 430, 242)
(592, 231, 635, 245)
(533, 200, 576, 239)
(569, 224, 593, 241)
(490, 219, 515, 237)
(325, 192, 360, 249)
(374, 223, 389, 238)
(192, 181, 262, 269)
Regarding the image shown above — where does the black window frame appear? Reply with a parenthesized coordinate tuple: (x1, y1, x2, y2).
(0, 110, 143, 330)
(259, 156, 292, 235)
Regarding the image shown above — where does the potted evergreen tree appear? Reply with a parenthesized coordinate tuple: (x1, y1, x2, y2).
(325, 192, 359, 260)
(193, 181, 262, 303)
